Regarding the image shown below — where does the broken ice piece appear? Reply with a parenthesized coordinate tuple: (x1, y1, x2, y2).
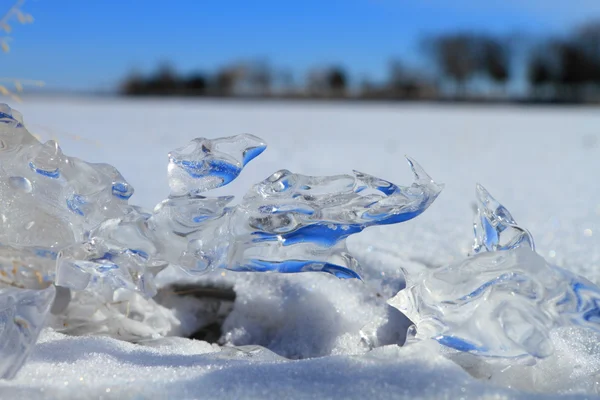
(167, 134, 266, 195)
(56, 238, 159, 299)
(472, 184, 534, 254)
(0, 285, 55, 379)
(392, 248, 555, 358)
(391, 185, 600, 359)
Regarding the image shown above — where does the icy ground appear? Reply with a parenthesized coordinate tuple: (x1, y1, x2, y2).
(1, 96, 600, 399)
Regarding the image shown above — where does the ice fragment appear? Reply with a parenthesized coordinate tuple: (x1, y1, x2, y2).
(391, 185, 600, 359)
(472, 184, 534, 254)
(0, 285, 55, 379)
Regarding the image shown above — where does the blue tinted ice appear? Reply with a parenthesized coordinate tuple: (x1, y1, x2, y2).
(472, 184, 534, 254)
(167, 134, 267, 195)
(219, 159, 443, 278)
(64, 142, 442, 285)
(391, 185, 600, 359)
(0, 103, 442, 351)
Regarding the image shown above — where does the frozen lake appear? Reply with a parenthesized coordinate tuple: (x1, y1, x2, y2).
(2, 96, 600, 398)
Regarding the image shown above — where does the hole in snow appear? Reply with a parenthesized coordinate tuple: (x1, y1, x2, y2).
(154, 282, 236, 344)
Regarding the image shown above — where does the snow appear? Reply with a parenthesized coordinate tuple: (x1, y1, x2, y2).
(4, 328, 553, 400)
(1, 96, 599, 398)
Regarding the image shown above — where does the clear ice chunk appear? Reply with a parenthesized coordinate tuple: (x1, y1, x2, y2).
(167, 134, 267, 195)
(0, 285, 55, 379)
(391, 185, 600, 358)
(0, 103, 442, 345)
(56, 206, 164, 299)
(0, 107, 134, 290)
(156, 156, 443, 278)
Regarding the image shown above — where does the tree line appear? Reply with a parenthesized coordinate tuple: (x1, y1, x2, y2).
(121, 20, 600, 103)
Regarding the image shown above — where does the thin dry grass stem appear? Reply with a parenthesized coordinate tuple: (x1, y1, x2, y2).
(0, 0, 40, 101)
(0, 3, 92, 144)
(0, 78, 44, 102)
(0, 0, 33, 53)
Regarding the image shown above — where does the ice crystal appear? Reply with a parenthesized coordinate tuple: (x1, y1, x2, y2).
(391, 185, 600, 359)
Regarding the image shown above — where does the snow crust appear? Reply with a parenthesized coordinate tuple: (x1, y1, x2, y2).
(0, 329, 543, 400)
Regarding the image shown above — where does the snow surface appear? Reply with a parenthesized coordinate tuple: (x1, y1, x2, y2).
(1, 96, 599, 399)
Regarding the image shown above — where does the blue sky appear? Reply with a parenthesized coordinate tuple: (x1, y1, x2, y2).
(2, 0, 600, 91)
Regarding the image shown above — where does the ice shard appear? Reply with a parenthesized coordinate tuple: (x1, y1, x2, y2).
(472, 184, 534, 254)
(390, 185, 600, 358)
(0, 285, 55, 379)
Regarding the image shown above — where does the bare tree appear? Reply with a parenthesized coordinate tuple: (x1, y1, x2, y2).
(248, 61, 272, 96)
(144, 64, 179, 95)
(121, 71, 146, 95)
(387, 60, 432, 99)
(327, 67, 347, 97)
(527, 54, 552, 99)
(480, 37, 510, 91)
(184, 72, 207, 95)
(425, 33, 479, 97)
(214, 66, 240, 96)
(306, 66, 348, 97)
(424, 33, 514, 98)
(574, 22, 600, 85)
(525, 23, 600, 102)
